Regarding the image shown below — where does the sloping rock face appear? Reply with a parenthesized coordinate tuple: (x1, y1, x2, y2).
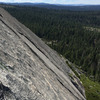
(0, 7, 86, 100)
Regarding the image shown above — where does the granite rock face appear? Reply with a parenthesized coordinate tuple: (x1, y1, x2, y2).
(0, 7, 86, 100)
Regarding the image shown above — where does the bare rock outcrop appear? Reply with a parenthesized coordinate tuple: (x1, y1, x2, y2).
(0, 7, 86, 100)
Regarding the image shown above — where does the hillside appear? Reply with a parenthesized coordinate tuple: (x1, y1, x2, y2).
(0, 7, 86, 100)
(2, 5, 100, 82)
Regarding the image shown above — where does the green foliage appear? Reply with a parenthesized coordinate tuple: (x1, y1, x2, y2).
(80, 75, 100, 100)
(3, 5, 100, 81)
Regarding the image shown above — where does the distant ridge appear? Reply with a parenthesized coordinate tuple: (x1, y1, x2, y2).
(0, 2, 100, 11)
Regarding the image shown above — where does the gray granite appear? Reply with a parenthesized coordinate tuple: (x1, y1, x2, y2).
(0, 7, 86, 100)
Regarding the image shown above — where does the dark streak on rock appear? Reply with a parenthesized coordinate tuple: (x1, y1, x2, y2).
(24, 35, 61, 71)
(57, 78, 82, 100)
(0, 19, 20, 38)
(0, 81, 16, 100)
(0, 14, 3, 18)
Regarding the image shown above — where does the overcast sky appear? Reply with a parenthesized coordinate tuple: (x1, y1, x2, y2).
(0, 0, 100, 4)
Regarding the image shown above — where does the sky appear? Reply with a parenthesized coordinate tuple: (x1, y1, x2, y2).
(0, 0, 100, 5)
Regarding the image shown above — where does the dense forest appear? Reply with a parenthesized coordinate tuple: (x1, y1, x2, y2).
(2, 5, 100, 82)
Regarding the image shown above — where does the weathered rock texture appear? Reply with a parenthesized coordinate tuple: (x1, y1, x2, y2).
(0, 7, 86, 100)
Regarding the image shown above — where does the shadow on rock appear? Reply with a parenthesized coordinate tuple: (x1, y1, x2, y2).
(0, 81, 16, 100)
